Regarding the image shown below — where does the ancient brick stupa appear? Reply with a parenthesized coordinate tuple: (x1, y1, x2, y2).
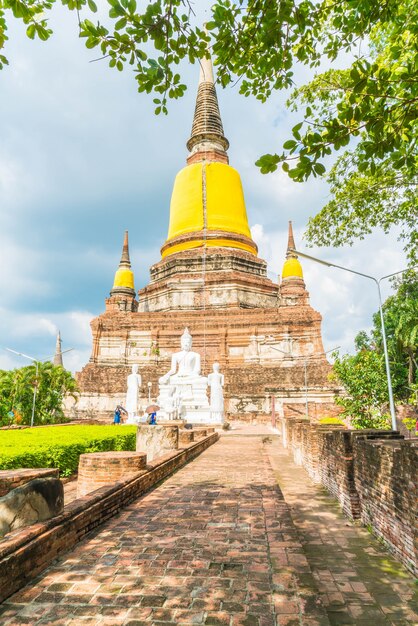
(75, 56, 338, 422)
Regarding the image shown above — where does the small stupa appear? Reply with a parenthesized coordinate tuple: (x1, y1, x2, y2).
(53, 331, 63, 367)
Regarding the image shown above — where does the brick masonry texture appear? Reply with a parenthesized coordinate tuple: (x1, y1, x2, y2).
(0, 433, 218, 604)
(1, 435, 417, 625)
(279, 416, 418, 575)
(354, 438, 417, 574)
(267, 441, 418, 626)
(0, 468, 59, 497)
(72, 243, 341, 423)
(77, 452, 147, 498)
(0, 436, 330, 626)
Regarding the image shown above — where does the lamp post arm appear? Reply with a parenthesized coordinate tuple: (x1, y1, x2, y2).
(4, 348, 36, 362)
(290, 249, 376, 281)
(41, 348, 74, 363)
(378, 266, 418, 284)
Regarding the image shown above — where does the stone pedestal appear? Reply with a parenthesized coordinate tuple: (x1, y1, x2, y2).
(77, 451, 147, 497)
(136, 425, 179, 462)
(158, 378, 214, 423)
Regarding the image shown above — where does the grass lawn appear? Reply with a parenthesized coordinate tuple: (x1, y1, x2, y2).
(0, 425, 137, 476)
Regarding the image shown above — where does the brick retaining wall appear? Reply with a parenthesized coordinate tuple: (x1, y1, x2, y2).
(0, 432, 218, 602)
(279, 416, 417, 575)
(355, 438, 417, 573)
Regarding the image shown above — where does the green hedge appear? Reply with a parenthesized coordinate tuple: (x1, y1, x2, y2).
(0, 425, 137, 477)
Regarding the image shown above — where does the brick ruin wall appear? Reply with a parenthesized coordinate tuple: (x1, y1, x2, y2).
(70, 302, 341, 422)
(279, 417, 417, 575)
(72, 361, 339, 423)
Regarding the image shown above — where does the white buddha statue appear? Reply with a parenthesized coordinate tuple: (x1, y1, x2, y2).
(208, 362, 225, 423)
(158, 328, 211, 423)
(125, 364, 141, 421)
(159, 327, 202, 384)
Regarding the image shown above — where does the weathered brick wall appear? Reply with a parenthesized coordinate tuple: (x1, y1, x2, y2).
(316, 430, 360, 519)
(179, 431, 194, 444)
(279, 416, 417, 574)
(77, 451, 147, 497)
(0, 433, 219, 603)
(0, 469, 59, 497)
(354, 438, 417, 573)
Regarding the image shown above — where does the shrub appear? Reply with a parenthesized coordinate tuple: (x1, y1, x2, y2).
(402, 417, 417, 433)
(0, 425, 137, 477)
(319, 417, 346, 426)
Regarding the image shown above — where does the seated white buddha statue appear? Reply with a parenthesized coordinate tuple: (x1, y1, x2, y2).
(159, 328, 203, 384)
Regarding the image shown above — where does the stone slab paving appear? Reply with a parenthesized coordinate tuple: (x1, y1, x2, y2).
(266, 441, 418, 626)
(0, 437, 327, 626)
(215, 423, 278, 437)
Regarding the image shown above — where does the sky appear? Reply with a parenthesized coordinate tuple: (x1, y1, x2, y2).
(0, 4, 408, 373)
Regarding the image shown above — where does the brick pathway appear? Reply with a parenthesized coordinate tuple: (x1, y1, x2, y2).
(0, 436, 417, 626)
(267, 443, 418, 626)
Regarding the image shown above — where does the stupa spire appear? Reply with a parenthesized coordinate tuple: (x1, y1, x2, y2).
(53, 331, 63, 367)
(286, 221, 296, 257)
(120, 230, 131, 267)
(110, 230, 136, 297)
(282, 221, 304, 281)
(186, 52, 229, 164)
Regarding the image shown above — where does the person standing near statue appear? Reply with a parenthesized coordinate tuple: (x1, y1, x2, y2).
(208, 362, 224, 423)
(113, 404, 127, 425)
(126, 364, 141, 421)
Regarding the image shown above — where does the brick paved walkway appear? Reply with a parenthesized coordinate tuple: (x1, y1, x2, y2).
(1, 436, 417, 626)
(267, 443, 418, 626)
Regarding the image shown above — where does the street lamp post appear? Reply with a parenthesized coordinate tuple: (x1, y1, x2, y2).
(290, 247, 416, 431)
(4, 347, 73, 427)
(147, 381, 152, 403)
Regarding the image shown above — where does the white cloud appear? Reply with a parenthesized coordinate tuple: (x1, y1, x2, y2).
(252, 223, 408, 355)
(0, 308, 94, 373)
(0, 2, 411, 378)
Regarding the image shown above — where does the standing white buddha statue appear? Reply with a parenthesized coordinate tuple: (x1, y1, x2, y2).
(208, 362, 225, 423)
(125, 364, 141, 422)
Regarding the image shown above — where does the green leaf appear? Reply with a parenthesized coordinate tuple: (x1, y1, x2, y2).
(283, 139, 297, 150)
(313, 162, 326, 175)
(26, 24, 36, 40)
(115, 17, 127, 29)
(292, 122, 303, 140)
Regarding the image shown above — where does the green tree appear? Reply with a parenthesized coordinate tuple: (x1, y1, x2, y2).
(1, 0, 417, 258)
(0, 362, 78, 426)
(331, 350, 390, 429)
(332, 272, 418, 427)
(371, 272, 418, 388)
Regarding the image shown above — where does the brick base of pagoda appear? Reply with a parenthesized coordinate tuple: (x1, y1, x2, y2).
(73, 248, 340, 423)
